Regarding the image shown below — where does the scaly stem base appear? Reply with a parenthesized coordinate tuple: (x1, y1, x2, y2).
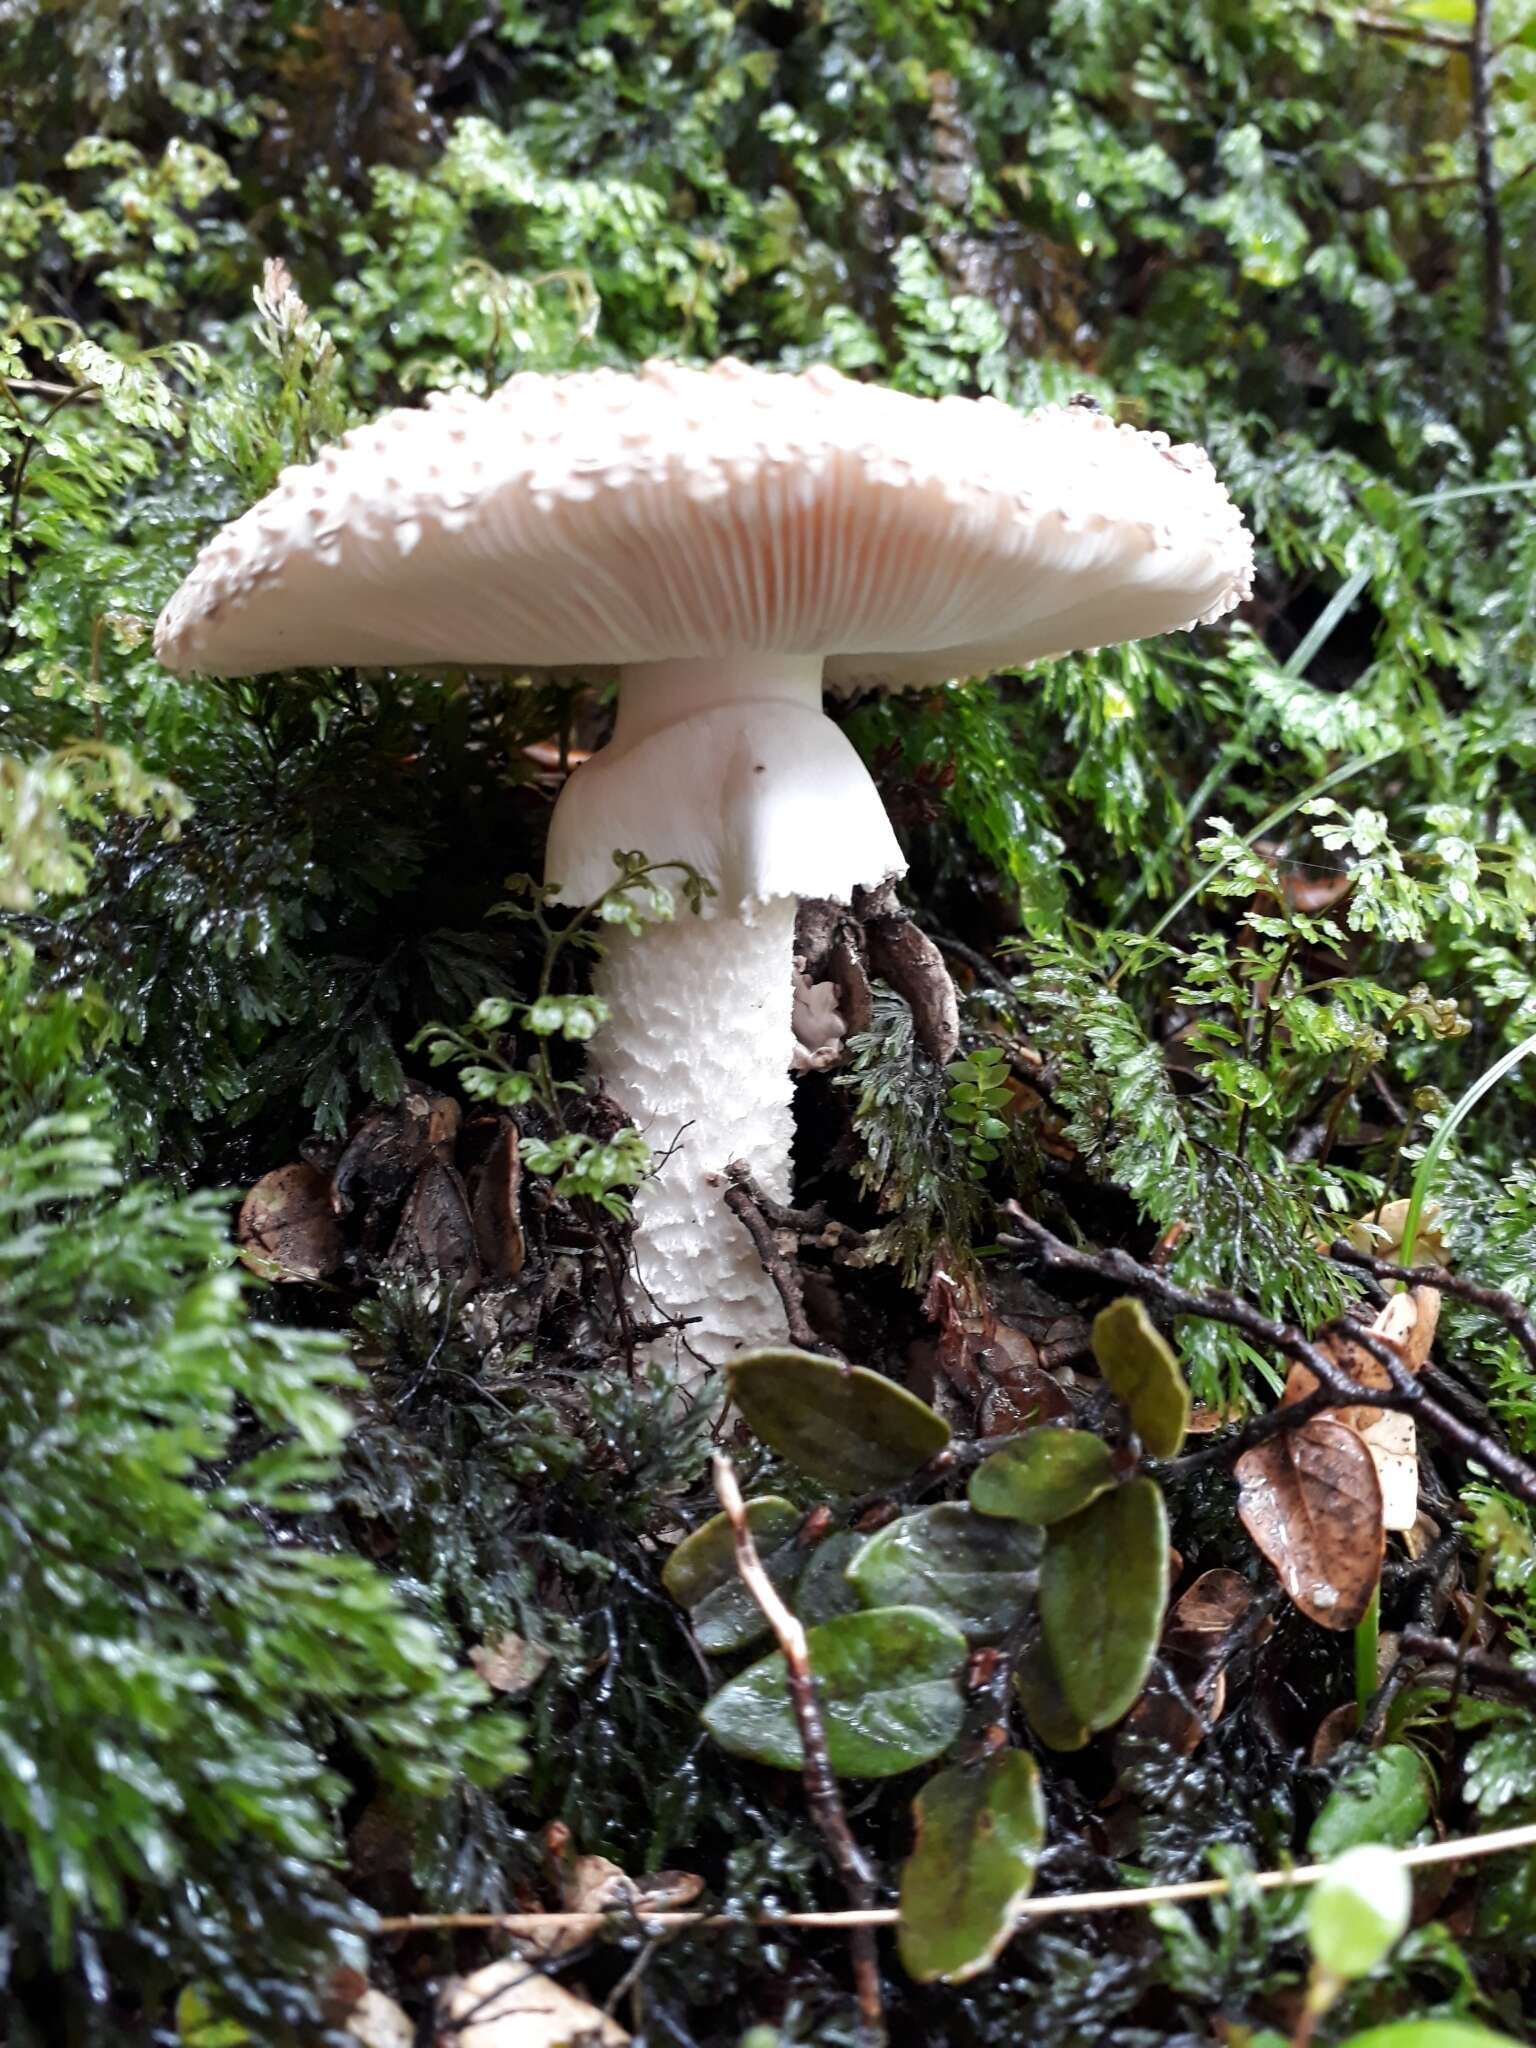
(592, 901, 798, 1374)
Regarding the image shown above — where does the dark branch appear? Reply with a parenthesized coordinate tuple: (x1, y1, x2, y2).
(1329, 1240, 1536, 1372)
(1400, 1629, 1536, 1710)
(998, 1207, 1536, 1509)
(723, 1163, 845, 1359)
(855, 880, 961, 1064)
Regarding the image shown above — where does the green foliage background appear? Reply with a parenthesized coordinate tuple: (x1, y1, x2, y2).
(5, 0, 1536, 2040)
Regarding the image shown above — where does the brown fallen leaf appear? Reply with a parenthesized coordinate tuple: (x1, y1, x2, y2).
(332, 1087, 462, 1243)
(237, 1162, 344, 1283)
(468, 1116, 527, 1282)
(1125, 1569, 1258, 1754)
(1185, 1403, 1244, 1434)
(531, 1822, 704, 1957)
(470, 1631, 552, 1697)
(389, 1159, 481, 1289)
(1343, 1196, 1449, 1270)
(1309, 1701, 1360, 1767)
(346, 1986, 414, 2048)
(1283, 1288, 1440, 1532)
(1235, 1416, 1384, 1630)
(924, 1267, 1075, 1435)
(437, 1958, 629, 2046)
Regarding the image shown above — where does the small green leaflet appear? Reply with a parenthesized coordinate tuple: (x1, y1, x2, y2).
(1039, 1478, 1169, 1731)
(898, 1750, 1047, 1982)
(1091, 1299, 1191, 1458)
(1307, 1743, 1435, 1857)
(662, 1497, 805, 1654)
(847, 1504, 1041, 1639)
(1340, 2026, 1525, 2048)
(1013, 1637, 1089, 1752)
(969, 1428, 1117, 1525)
(701, 1606, 967, 1778)
(726, 1348, 951, 1492)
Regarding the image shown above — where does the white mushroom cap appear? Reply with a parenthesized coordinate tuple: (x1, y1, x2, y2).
(155, 359, 1252, 688)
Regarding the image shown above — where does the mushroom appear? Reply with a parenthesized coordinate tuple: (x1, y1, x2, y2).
(157, 359, 1252, 1372)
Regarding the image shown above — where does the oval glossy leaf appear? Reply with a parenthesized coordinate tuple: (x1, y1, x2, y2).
(898, 1750, 1047, 1983)
(1091, 1298, 1191, 1458)
(1039, 1478, 1169, 1732)
(795, 1529, 864, 1628)
(847, 1505, 1040, 1640)
(727, 1349, 951, 1493)
(662, 1498, 805, 1655)
(969, 1429, 1116, 1526)
(700, 1606, 967, 1778)
(1013, 1638, 1089, 1752)
(1235, 1416, 1383, 1631)
(1307, 1743, 1435, 1858)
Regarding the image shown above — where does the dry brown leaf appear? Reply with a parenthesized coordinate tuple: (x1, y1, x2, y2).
(1165, 1568, 1255, 1653)
(346, 1987, 414, 2048)
(1185, 1403, 1244, 1434)
(469, 1118, 526, 1281)
(527, 1831, 705, 1958)
(1309, 1700, 1360, 1766)
(1124, 1568, 1257, 1754)
(389, 1159, 481, 1288)
(470, 1632, 552, 1697)
(237, 1163, 344, 1283)
(332, 1088, 461, 1236)
(925, 1268, 1074, 1435)
(1356, 1407, 1419, 1530)
(1234, 1416, 1384, 1629)
(1281, 1287, 1440, 1534)
(438, 1959, 628, 2047)
(1344, 1197, 1449, 1270)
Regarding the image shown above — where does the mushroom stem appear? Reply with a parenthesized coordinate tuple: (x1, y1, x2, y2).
(546, 655, 906, 1373)
(592, 899, 798, 1371)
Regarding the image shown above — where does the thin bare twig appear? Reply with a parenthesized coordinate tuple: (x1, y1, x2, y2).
(722, 1163, 845, 1358)
(375, 1820, 1536, 1939)
(712, 1452, 883, 2042)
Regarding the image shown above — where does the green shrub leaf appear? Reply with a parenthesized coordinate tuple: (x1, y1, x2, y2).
(700, 1606, 967, 1777)
(1307, 1742, 1435, 1857)
(969, 1429, 1117, 1525)
(1013, 1638, 1090, 1752)
(662, 1498, 805, 1655)
(847, 1504, 1041, 1639)
(1090, 1299, 1191, 1458)
(1039, 1478, 1169, 1731)
(794, 1530, 866, 1628)
(898, 1750, 1047, 1983)
(1340, 2027, 1525, 2048)
(726, 1349, 951, 1492)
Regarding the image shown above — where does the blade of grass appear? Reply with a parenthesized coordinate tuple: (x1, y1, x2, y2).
(1354, 1026, 1536, 1719)
(1115, 476, 1536, 932)
(1111, 566, 1374, 929)
(1399, 1029, 1536, 1266)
